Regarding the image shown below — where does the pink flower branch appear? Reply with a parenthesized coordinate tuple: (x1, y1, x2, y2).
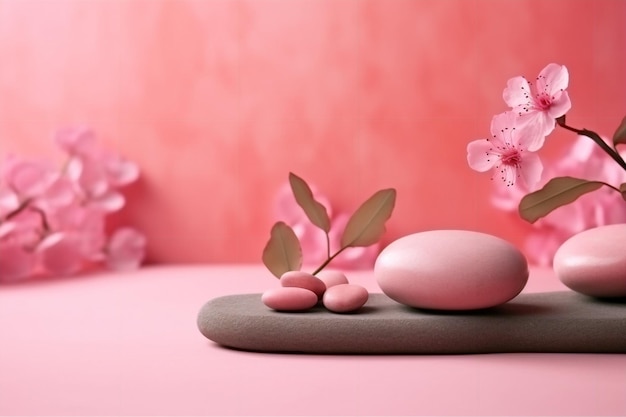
(468, 62, 626, 265)
(0, 128, 146, 282)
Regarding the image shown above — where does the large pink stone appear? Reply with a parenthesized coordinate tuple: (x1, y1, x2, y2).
(554, 224, 626, 298)
(374, 230, 529, 310)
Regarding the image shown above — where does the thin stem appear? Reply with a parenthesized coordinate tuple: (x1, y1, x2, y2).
(312, 245, 349, 275)
(586, 180, 622, 194)
(28, 206, 51, 233)
(557, 119, 626, 172)
(324, 232, 330, 260)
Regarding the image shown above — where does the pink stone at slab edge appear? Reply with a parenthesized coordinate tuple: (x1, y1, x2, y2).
(262, 287, 318, 311)
(553, 224, 626, 298)
(375, 230, 529, 310)
(280, 270, 326, 299)
(315, 270, 349, 288)
(322, 284, 369, 313)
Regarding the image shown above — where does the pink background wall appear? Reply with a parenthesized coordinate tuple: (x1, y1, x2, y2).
(0, 0, 624, 264)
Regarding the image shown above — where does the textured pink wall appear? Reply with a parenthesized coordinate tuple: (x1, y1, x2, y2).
(1, 0, 625, 264)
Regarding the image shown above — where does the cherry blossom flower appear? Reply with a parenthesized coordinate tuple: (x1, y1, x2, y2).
(467, 111, 544, 188)
(502, 63, 572, 144)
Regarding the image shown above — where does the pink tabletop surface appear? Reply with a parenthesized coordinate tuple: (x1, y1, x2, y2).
(1, 265, 625, 416)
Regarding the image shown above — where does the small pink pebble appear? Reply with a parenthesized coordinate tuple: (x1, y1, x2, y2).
(280, 270, 326, 299)
(315, 270, 349, 288)
(262, 287, 318, 311)
(322, 284, 369, 313)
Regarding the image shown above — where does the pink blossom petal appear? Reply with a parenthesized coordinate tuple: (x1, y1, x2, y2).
(517, 110, 555, 142)
(104, 157, 139, 187)
(88, 191, 125, 212)
(0, 188, 19, 217)
(78, 161, 108, 197)
(536, 63, 569, 95)
(34, 177, 75, 211)
(54, 128, 99, 158)
(5, 210, 44, 247)
(546, 91, 571, 119)
(50, 204, 107, 259)
(0, 222, 17, 239)
(46, 204, 107, 252)
(467, 140, 497, 172)
(518, 151, 543, 188)
(47, 203, 82, 230)
(38, 233, 84, 276)
(105, 228, 146, 271)
(502, 76, 531, 108)
(36, 232, 65, 251)
(64, 157, 83, 182)
(76, 228, 107, 261)
(0, 243, 36, 282)
(490, 111, 518, 143)
(5, 159, 55, 198)
(514, 116, 547, 151)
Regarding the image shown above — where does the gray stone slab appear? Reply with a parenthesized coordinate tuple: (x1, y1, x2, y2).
(197, 292, 626, 354)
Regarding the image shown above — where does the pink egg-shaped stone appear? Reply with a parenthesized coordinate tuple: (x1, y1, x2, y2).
(554, 224, 626, 298)
(375, 230, 528, 310)
(262, 287, 318, 311)
(315, 270, 349, 288)
(280, 270, 326, 299)
(322, 284, 369, 313)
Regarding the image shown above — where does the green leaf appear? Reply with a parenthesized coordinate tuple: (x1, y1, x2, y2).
(519, 177, 604, 223)
(262, 221, 302, 278)
(612, 115, 626, 148)
(288, 172, 331, 232)
(341, 188, 396, 248)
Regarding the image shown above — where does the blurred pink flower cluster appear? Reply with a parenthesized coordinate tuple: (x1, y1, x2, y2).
(0, 128, 146, 282)
(274, 182, 378, 270)
(493, 135, 626, 266)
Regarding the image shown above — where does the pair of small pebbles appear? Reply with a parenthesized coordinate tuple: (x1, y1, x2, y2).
(262, 270, 369, 313)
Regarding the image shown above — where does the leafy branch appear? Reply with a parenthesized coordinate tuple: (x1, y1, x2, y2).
(518, 115, 626, 223)
(262, 173, 396, 277)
